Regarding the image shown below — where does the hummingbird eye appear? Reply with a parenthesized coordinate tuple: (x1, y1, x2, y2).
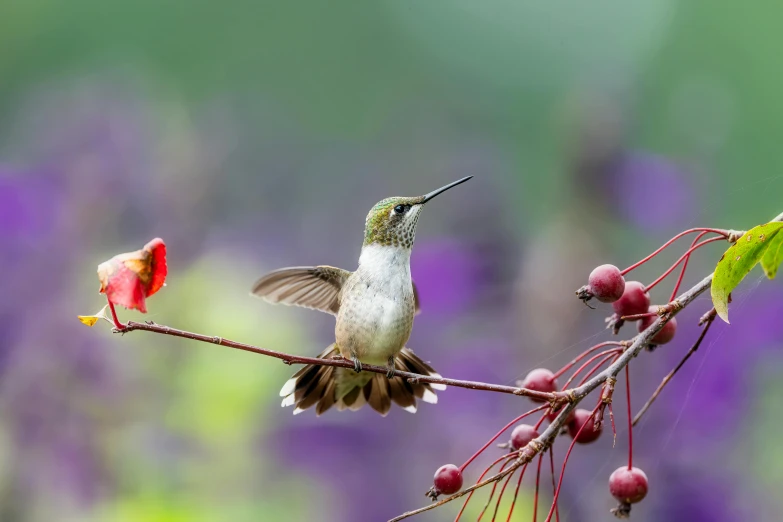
(393, 204, 407, 215)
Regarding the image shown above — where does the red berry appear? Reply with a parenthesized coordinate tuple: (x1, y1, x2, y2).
(568, 409, 602, 443)
(609, 466, 648, 504)
(588, 264, 626, 303)
(612, 281, 650, 318)
(434, 464, 463, 495)
(510, 424, 539, 450)
(637, 306, 677, 344)
(521, 368, 558, 402)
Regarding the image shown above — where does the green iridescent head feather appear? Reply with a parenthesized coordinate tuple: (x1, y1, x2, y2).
(361, 177, 473, 248)
(363, 196, 424, 248)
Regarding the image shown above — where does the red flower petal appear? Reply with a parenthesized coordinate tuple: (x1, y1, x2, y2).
(97, 237, 168, 313)
(143, 237, 167, 297)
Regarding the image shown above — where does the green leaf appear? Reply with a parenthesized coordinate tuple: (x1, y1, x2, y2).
(712, 222, 783, 323)
(761, 229, 783, 279)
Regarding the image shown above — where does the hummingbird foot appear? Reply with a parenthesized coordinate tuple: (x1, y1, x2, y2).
(350, 354, 363, 373)
(385, 356, 396, 379)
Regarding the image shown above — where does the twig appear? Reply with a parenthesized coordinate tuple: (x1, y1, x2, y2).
(632, 309, 717, 426)
(120, 321, 558, 401)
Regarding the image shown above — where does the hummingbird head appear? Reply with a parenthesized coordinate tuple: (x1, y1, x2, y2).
(363, 176, 472, 248)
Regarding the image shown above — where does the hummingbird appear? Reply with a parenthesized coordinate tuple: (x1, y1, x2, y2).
(251, 176, 472, 416)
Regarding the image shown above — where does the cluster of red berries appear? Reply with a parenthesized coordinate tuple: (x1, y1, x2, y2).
(430, 368, 606, 496)
(520, 369, 601, 443)
(586, 264, 677, 345)
(430, 263, 665, 513)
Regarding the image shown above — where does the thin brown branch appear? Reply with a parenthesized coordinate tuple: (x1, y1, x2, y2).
(119, 321, 558, 401)
(631, 309, 717, 426)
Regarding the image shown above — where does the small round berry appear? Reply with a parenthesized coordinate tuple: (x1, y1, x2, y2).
(434, 464, 463, 495)
(609, 466, 649, 504)
(612, 281, 650, 318)
(637, 307, 677, 345)
(568, 409, 602, 443)
(521, 368, 558, 402)
(588, 264, 626, 303)
(510, 424, 539, 451)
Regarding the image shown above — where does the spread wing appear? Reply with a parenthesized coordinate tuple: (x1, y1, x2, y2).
(251, 266, 351, 315)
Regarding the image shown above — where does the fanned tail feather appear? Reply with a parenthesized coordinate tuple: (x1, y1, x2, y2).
(279, 346, 444, 416)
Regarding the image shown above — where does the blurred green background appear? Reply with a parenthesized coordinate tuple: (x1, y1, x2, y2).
(1, 1, 782, 521)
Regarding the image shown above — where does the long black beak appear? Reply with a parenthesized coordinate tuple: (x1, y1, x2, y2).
(420, 176, 473, 203)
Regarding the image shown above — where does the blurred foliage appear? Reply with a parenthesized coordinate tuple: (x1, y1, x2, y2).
(1, 1, 782, 521)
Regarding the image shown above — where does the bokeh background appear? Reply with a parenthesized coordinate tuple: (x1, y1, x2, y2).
(2, 2, 782, 521)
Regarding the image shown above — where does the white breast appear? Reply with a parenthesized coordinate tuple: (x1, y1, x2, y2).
(337, 244, 414, 364)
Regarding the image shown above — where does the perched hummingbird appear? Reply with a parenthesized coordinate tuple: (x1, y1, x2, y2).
(251, 176, 472, 416)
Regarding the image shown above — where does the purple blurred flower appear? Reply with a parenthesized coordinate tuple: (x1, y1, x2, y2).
(611, 152, 697, 233)
(654, 467, 749, 522)
(411, 238, 482, 316)
(54, 437, 104, 506)
(0, 167, 63, 243)
(659, 287, 783, 441)
(271, 423, 404, 521)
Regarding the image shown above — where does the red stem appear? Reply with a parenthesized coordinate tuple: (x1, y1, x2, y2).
(478, 459, 512, 521)
(549, 450, 560, 522)
(455, 454, 517, 522)
(669, 230, 710, 301)
(492, 463, 526, 521)
(620, 227, 729, 275)
(608, 402, 617, 447)
(544, 404, 601, 522)
(506, 464, 526, 522)
(620, 312, 658, 321)
(643, 236, 726, 293)
(531, 453, 544, 522)
(561, 349, 622, 389)
(577, 353, 620, 387)
(552, 341, 624, 380)
(625, 365, 632, 469)
(534, 412, 547, 431)
(460, 405, 547, 472)
(106, 298, 126, 330)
